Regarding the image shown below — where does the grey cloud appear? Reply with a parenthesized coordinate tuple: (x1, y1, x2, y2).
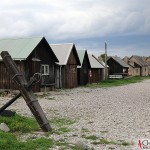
(0, 0, 150, 39)
(0, 0, 150, 57)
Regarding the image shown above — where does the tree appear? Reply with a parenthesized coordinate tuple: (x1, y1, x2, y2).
(98, 53, 108, 62)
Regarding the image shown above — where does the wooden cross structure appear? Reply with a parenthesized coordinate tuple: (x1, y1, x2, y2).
(0, 51, 51, 132)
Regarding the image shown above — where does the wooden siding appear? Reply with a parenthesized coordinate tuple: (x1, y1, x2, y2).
(54, 65, 61, 88)
(77, 53, 90, 85)
(67, 48, 78, 65)
(0, 61, 24, 90)
(88, 69, 103, 83)
(107, 58, 128, 75)
(0, 38, 57, 92)
(63, 65, 77, 88)
(60, 47, 78, 89)
(77, 68, 89, 85)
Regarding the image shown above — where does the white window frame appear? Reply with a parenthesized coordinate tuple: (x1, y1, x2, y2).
(41, 65, 49, 75)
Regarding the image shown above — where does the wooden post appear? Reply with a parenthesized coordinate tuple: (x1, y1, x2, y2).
(105, 42, 108, 80)
(1, 51, 52, 132)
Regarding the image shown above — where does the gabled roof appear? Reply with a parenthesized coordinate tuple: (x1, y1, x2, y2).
(99, 60, 109, 68)
(77, 50, 91, 68)
(50, 43, 80, 65)
(88, 54, 104, 69)
(77, 50, 86, 66)
(0, 36, 43, 60)
(109, 56, 129, 68)
(128, 63, 134, 68)
(130, 55, 148, 67)
(97, 56, 109, 68)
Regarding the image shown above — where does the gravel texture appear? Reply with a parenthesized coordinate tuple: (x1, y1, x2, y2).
(0, 79, 150, 150)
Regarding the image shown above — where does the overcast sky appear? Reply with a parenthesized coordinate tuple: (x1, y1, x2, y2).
(0, 0, 150, 57)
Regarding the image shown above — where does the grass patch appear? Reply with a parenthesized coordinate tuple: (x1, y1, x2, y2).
(53, 127, 71, 135)
(100, 130, 108, 134)
(0, 91, 3, 97)
(0, 113, 39, 133)
(86, 76, 150, 88)
(0, 131, 53, 150)
(0, 131, 83, 150)
(92, 138, 130, 146)
(50, 117, 76, 127)
(121, 141, 130, 146)
(81, 128, 90, 133)
(84, 135, 98, 140)
(0, 114, 81, 149)
(46, 97, 55, 100)
(50, 117, 76, 135)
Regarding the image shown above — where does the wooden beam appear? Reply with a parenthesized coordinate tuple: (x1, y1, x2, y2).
(1, 51, 51, 132)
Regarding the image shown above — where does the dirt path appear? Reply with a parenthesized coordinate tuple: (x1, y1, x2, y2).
(0, 79, 150, 149)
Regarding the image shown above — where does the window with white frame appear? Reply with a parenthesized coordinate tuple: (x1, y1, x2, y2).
(41, 65, 49, 75)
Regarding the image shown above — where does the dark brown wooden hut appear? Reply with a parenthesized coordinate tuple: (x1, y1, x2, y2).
(107, 56, 129, 76)
(77, 50, 91, 85)
(50, 43, 81, 88)
(0, 37, 58, 92)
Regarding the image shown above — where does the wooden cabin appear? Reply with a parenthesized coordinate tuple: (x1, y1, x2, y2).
(88, 54, 104, 83)
(0, 37, 58, 92)
(107, 56, 129, 76)
(50, 43, 81, 88)
(77, 50, 91, 85)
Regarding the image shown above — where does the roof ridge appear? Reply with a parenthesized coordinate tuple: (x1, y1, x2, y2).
(0, 36, 43, 41)
(50, 43, 74, 46)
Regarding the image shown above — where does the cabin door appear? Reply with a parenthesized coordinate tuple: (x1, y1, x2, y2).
(55, 66, 62, 88)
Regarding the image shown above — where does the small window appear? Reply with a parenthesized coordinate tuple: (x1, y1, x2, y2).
(123, 68, 126, 73)
(41, 65, 49, 75)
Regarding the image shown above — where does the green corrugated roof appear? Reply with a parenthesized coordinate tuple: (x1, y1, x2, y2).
(0, 36, 43, 60)
(77, 50, 86, 67)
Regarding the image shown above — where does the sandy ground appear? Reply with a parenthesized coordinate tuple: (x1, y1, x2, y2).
(0, 79, 150, 150)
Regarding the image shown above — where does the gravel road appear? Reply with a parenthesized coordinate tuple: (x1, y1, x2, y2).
(0, 79, 150, 150)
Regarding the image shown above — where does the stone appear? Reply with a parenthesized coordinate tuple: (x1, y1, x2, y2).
(75, 140, 89, 150)
(0, 122, 10, 132)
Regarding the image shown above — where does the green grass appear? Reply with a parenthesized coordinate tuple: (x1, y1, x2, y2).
(86, 76, 150, 88)
(0, 131, 53, 150)
(81, 128, 90, 133)
(50, 117, 76, 127)
(53, 127, 71, 135)
(0, 91, 3, 97)
(50, 117, 76, 135)
(0, 114, 39, 133)
(92, 138, 130, 146)
(100, 130, 108, 134)
(0, 114, 79, 149)
(0, 91, 6, 97)
(83, 135, 98, 140)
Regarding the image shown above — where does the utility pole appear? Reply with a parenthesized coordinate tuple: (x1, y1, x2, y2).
(105, 42, 107, 80)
